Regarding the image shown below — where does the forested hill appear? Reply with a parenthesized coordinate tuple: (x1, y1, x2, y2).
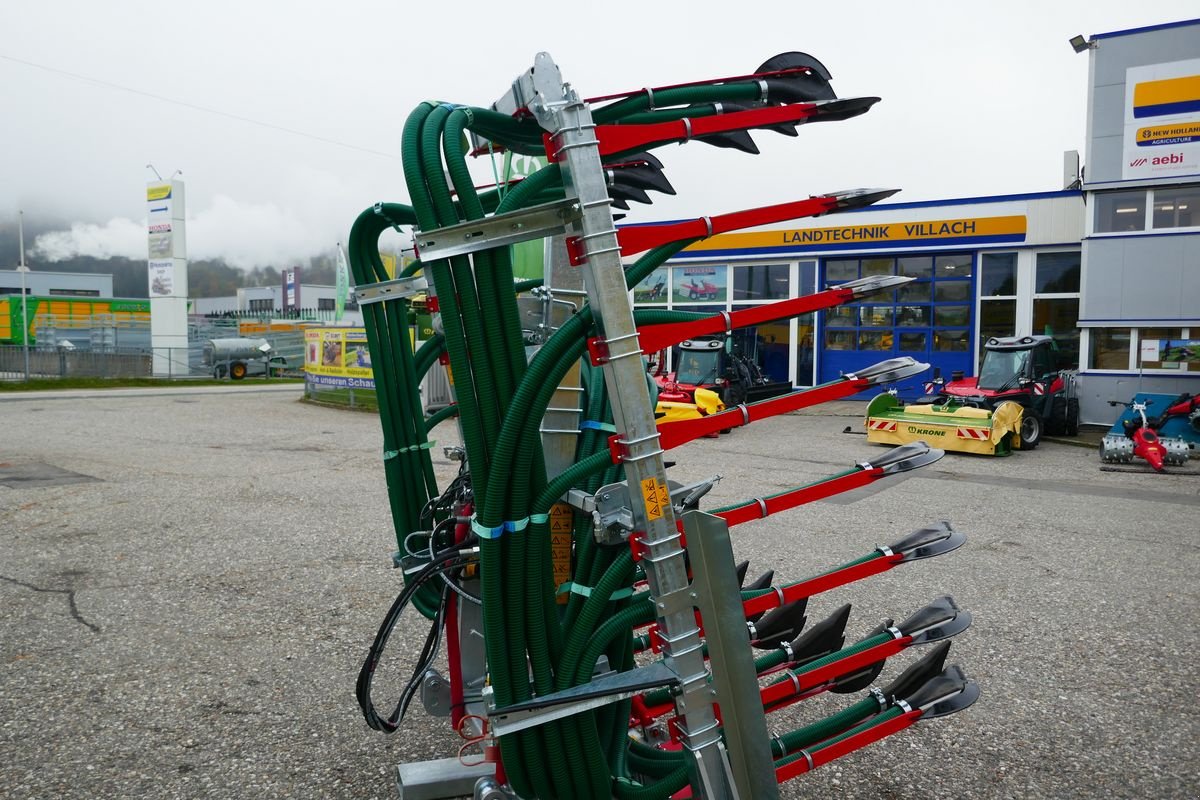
(20, 255, 338, 298)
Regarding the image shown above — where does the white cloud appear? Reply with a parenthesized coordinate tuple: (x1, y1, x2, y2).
(31, 192, 351, 269)
(33, 217, 146, 261)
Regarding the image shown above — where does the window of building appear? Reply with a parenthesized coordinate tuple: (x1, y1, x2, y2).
(1035, 252, 1081, 294)
(1152, 185, 1200, 229)
(1033, 298, 1080, 368)
(820, 254, 972, 355)
(1030, 250, 1081, 369)
(48, 288, 100, 297)
(978, 299, 1017, 364)
(1137, 327, 1199, 372)
(671, 265, 728, 304)
(1094, 191, 1147, 233)
(248, 298, 273, 312)
(732, 264, 789, 301)
(318, 298, 335, 311)
(1088, 328, 1132, 370)
(633, 267, 670, 304)
(979, 252, 1017, 297)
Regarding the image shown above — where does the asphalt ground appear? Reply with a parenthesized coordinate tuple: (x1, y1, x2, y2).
(1, 386, 1198, 799)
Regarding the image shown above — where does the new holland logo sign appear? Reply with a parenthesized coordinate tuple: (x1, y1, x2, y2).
(1123, 58, 1200, 180)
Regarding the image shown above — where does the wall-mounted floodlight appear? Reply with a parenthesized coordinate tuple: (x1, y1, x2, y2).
(1069, 35, 1091, 54)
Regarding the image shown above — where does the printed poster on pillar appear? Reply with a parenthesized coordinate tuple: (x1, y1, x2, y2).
(1123, 58, 1200, 180)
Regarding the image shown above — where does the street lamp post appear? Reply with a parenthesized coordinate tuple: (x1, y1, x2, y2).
(17, 210, 30, 381)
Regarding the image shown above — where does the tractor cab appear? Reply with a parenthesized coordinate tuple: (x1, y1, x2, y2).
(976, 335, 1059, 392)
(925, 334, 1079, 448)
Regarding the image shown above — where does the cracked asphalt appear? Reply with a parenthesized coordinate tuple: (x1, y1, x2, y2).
(1, 386, 1197, 799)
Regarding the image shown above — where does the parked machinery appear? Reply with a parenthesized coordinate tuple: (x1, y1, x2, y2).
(201, 337, 286, 379)
(1100, 392, 1199, 471)
(347, 52, 979, 800)
(867, 334, 1078, 454)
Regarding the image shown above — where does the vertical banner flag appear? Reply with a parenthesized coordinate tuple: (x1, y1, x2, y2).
(335, 243, 349, 323)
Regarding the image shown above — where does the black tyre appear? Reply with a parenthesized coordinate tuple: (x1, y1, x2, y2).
(1064, 398, 1080, 436)
(230, 361, 248, 380)
(1019, 409, 1042, 450)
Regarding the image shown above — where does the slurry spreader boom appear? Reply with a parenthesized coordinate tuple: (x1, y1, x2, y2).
(348, 52, 979, 800)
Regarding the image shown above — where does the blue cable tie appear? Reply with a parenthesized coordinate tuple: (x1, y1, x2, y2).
(471, 518, 505, 540)
(503, 518, 529, 534)
(530, 513, 550, 525)
(383, 449, 400, 460)
(580, 420, 618, 433)
(556, 582, 635, 600)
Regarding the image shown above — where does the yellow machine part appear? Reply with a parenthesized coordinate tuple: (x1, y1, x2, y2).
(655, 386, 725, 424)
(865, 398, 1024, 455)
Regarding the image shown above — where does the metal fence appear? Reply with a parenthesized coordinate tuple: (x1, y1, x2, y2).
(1, 330, 309, 383)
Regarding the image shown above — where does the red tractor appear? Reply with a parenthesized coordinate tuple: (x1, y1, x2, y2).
(921, 335, 1080, 449)
(652, 336, 792, 411)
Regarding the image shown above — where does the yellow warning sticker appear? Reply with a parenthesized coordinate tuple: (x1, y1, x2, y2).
(550, 502, 574, 605)
(642, 477, 669, 521)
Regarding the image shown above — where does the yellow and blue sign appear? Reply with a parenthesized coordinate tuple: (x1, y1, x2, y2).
(1124, 59, 1200, 180)
(1132, 74, 1200, 119)
(304, 327, 375, 389)
(146, 183, 173, 201)
(678, 215, 1026, 257)
(1135, 121, 1200, 148)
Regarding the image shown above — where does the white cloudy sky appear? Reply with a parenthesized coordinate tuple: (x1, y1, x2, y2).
(3, 1, 1198, 268)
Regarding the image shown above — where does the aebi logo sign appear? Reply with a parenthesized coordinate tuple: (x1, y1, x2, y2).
(1131, 152, 1185, 168)
(1152, 152, 1185, 165)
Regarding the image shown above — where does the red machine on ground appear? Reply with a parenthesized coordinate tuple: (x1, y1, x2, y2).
(652, 336, 792, 415)
(921, 335, 1079, 449)
(1100, 394, 1199, 472)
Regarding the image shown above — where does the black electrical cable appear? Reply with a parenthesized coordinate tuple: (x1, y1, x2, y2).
(357, 548, 474, 732)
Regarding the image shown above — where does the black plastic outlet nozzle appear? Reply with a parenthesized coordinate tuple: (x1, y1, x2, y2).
(783, 603, 850, 664)
(749, 598, 808, 649)
(885, 521, 966, 562)
(743, 570, 775, 592)
(735, 560, 751, 588)
(829, 618, 893, 693)
(857, 440, 944, 475)
(881, 641, 952, 702)
(900, 664, 980, 719)
(896, 596, 972, 645)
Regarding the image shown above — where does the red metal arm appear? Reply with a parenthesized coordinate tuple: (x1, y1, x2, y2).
(653, 378, 869, 452)
(774, 709, 921, 783)
(714, 468, 880, 529)
(545, 103, 826, 164)
(637, 285, 856, 354)
(616, 194, 840, 257)
(759, 636, 912, 709)
(742, 553, 905, 618)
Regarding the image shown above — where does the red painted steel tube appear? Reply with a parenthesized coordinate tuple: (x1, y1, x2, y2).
(741, 553, 904, 618)
(774, 709, 921, 783)
(714, 468, 879, 528)
(545, 103, 826, 164)
(637, 286, 857, 354)
(759, 637, 911, 708)
(616, 194, 839, 257)
(584, 66, 817, 104)
(654, 379, 868, 451)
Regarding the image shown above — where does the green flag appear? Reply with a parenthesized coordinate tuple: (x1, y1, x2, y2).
(335, 243, 349, 322)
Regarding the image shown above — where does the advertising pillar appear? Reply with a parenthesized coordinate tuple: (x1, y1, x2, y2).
(147, 179, 188, 376)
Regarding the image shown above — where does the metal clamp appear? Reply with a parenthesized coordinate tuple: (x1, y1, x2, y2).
(354, 275, 429, 305)
(412, 199, 582, 261)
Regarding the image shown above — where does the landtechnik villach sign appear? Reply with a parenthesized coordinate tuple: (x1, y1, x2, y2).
(679, 215, 1027, 257)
